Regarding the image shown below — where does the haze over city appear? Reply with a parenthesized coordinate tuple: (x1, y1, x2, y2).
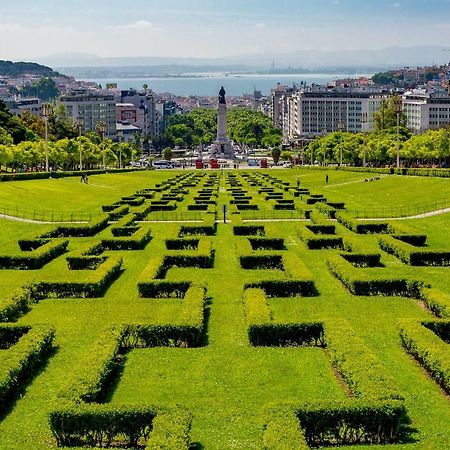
(1, 0, 450, 66)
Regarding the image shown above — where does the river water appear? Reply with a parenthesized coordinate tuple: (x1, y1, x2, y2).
(85, 73, 372, 97)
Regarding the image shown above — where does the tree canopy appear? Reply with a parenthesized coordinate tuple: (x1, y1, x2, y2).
(20, 78, 59, 101)
(162, 108, 282, 149)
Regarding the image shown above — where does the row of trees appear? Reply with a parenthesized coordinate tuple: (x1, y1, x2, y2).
(305, 128, 450, 166)
(304, 96, 450, 166)
(0, 137, 136, 172)
(161, 108, 282, 149)
(0, 99, 138, 171)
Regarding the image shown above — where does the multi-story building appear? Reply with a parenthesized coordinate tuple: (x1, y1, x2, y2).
(156, 100, 179, 133)
(403, 87, 450, 133)
(5, 98, 41, 115)
(270, 84, 296, 130)
(59, 91, 117, 139)
(116, 122, 141, 143)
(281, 87, 388, 143)
(120, 89, 157, 136)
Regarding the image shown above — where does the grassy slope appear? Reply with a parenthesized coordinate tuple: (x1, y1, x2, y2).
(0, 170, 449, 449)
(0, 171, 176, 215)
(271, 168, 450, 213)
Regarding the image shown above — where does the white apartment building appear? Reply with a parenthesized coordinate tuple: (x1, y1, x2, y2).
(272, 86, 388, 143)
(59, 91, 117, 139)
(403, 88, 450, 133)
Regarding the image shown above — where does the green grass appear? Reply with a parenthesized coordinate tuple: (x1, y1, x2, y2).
(0, 169, 449, 449)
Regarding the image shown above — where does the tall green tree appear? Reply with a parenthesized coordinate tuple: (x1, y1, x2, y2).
(0, 100, 28, 144)
(374, 96, 407, 132)
(20, 77, 59, 101)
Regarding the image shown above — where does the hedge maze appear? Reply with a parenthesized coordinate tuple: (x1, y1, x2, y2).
(0, 169, 449, 449)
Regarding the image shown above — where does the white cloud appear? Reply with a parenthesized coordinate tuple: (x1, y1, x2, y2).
(108, 20, 162, 32)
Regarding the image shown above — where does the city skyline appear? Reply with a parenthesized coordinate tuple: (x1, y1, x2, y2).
(1, 0, 450, 61)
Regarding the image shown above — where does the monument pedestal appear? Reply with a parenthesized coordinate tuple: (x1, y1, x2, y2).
(210, 97, 234, 159)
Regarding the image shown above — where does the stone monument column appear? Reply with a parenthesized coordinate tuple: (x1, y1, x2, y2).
(210, 86, 234, 159)
(217, 101, 228, 144)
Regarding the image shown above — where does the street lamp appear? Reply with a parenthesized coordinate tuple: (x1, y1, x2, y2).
(95, 121, 108, 169)
(42, 103, 51, 172)
(361, 112, 368, 167)
(338, 119, 345, 167)
(394, 96, 403, 169)
(76, 114, 84, 172)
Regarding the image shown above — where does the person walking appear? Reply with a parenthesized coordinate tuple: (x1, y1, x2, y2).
(325, 174, 329, 184)
(296, 176, 301, 188)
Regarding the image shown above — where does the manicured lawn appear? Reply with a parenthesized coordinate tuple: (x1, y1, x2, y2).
(0, 169, 449, 449)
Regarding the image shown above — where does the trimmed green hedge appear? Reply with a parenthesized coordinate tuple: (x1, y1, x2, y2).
(297, 400, 408, 447)
(338, 166, 450, 178)
(41, 216, 110, 238)
(0, 325, 55, 414)
(298, 226, 343, 250)
(379, 235, 450, 266)
(50, 403, 156, 448)
(342, 236, 381, 267)
(110, 215, 137, 237)
(306, 224, 336, 235)
(400, 320, 450, 394)
(245, 280, 316, 298)
(137, 244, 213, 296)
(120, 196, 145, 207)
(49, 283, 206, 447)
(108, 205, 129, 220)
(0, 286, 34, 322)
(309, 210, 330, 225)
(249, 321, 324, 347)
(262, 406, 309, 449)
(262, 319, 408, 447)
(392, 234, 427, 246)
(32, 257, 123, 299)
(420, 288, 450, 318)
(336, 213, 391, 234)
(240, 254, 284, 270)
(50, 405, 192, 450)
(166, 239, 199, 250)
(101, 226, 152, 251)
(139, 281, 191, 299)
(179, 217, 217, 237)
(248, 238, 285, 251)
(326, 320, 402, 401)
(0, 239, 68, 270)
(327, 254, 423, 297)
(145, 409, 192, 450)
(67, 255, 106, 270)
(17, 238, 49, 251)
(234, 225, 265, 236)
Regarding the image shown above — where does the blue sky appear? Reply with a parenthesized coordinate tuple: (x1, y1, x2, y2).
(0, 0, 450, 59)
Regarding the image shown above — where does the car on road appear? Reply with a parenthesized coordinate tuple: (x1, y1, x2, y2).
(153, 160, 173, 169)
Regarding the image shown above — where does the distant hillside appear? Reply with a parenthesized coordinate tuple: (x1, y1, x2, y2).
(0, 60, 61, 78)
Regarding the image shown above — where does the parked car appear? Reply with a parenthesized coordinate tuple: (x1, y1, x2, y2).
(153, 160, 173, 169)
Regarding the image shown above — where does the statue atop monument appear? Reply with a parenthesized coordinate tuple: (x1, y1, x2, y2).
(218, 86, 226, 104)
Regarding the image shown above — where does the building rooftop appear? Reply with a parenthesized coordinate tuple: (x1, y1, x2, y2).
(116, 123, 140, 132)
